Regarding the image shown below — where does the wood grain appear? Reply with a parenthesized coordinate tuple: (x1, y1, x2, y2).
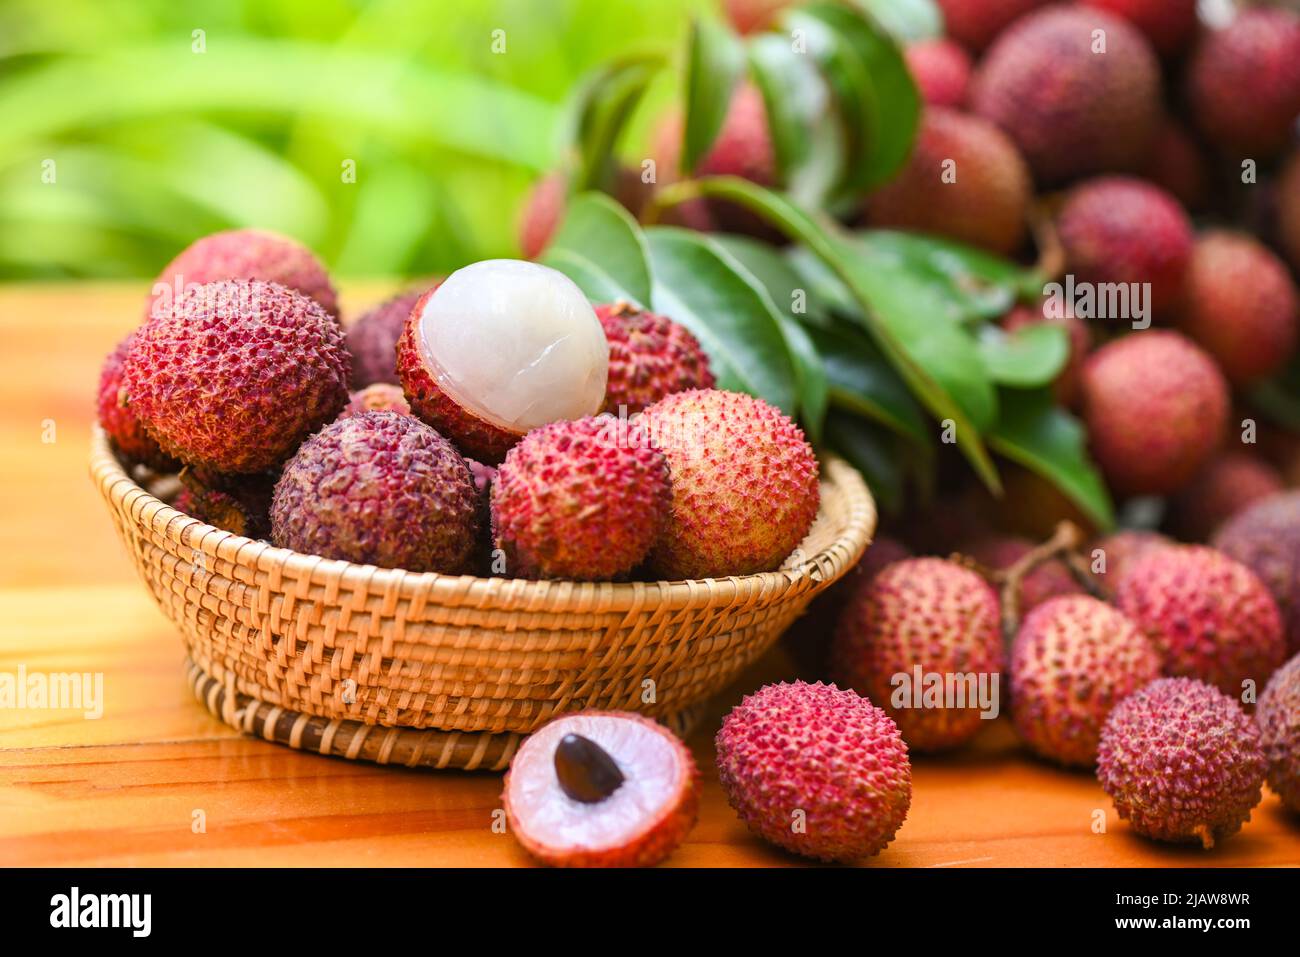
(1, 282, 1296, 867)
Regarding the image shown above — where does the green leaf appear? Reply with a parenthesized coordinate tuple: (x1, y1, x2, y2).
(544, 192, 652, 306)
(561, 54, 664, 191)
(808, 321, 930, 448)
(644, 227, 799, 414)
(849, 0, 943, 41)
(543, 248, 635, 304)
(977, 323, 1069, 389)
(988, 393, 1115, 530)
(711, 234, 833, 327)
(1249, 358, 1300, 430)
(681, 18, 747, 175)
(825, 411, 906, 513)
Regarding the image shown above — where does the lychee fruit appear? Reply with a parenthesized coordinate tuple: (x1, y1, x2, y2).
(962, 536, 1083, 613)
(491, 416, 670, 581)
(1088, 529, 1170, 598)
(970, 7, 1162, 184)
(715, 681, 911, 863)
(1186, 8, 1300, 160)
(1056, 177, 1193, 319)
(338, 383, 411, 421)
(346, 289, 425, 388)
(1213, 491, 1300, 656)
(1166, 452, 1283, 543)
(1139, 118, 1210, 212)
(831, 558, 1004, 751)
(936, 0, 1054, 52)
(147, 229, 337, 320)
(396, 259, 608, 464)
(597, 302, 715, 415)
(97, 332, 178, 472)
(1256, 653, 1300, 812)
(174, 468, 278, 540)
(637, 389, 819, 579)
(720, 0, 791, 35)
(1276, 150, 1300, 273)
(1178, 231, 1299, 386)
(1097, 677, 1266, 848)
(518, 171, 567, 261)
(1115, 545, 1286, 696)
(124, 280, 350, 474)
(1080, 331, 1228, 497)
(270, 410, 479, 573)
(1001, 305, 1091, 406)
(1080, 0, 1198, 59)
(865, 107, 1031, 256)
(502, 711, 699, 867)
(904, 39, 972, 108)
(1010, 595, 1160, 767)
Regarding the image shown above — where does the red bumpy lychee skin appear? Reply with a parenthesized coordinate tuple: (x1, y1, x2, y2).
(1256, 653, 1300, 812)
(1056, 177, 1193, 319)
(1167, 453, 1283, 543)
(124, 280, 350, 474)
(971, 7, 1162, 185)
(1097, 677, 1266, 848)
(1080, 331, 1228, 498)
(832, 558, 1004, 751)
(97, 332, 178, 472)
(147, 228, 338, 320)
(936, 0, 1054, 52)
(638, 389, 819, 580)
(1115, 545, 1286, 696)
(1214, 491, 1300, 657)
(1081, 0, 1198, 58)
(1089, 529, 1170, 598)
(346, 289, 425, 388)
(715, 681, 912, 863)
(518, 171, 567, 261)
(502, 711, 700, 868)
(1187, 8, 1300, 160)
(174, 469, 278, 540)
(338, 383, 411, 421)
(271, 411, 479, 573)
(491, 416, 670, 581)
(1139, 119, 1209, 212)
(866, 107, 1031, 255)
(962, 536, 1082, 613)
(1011, 595, 1160, 767)
(1002, 306, 1090, 407)
(904, 39, 972, 108)
(596, 302, 715, 415)
(1178, 232, 1299, 387)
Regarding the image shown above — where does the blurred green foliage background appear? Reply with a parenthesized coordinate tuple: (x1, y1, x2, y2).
(0, 0, 707, 281)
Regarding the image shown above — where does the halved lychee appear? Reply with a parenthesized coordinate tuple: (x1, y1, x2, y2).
(502, 711, 700, 868)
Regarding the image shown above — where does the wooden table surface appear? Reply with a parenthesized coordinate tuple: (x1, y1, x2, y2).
(1, 282, 1296, 868)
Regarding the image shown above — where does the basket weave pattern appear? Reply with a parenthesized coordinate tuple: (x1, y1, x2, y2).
(92, 427, 875, 766)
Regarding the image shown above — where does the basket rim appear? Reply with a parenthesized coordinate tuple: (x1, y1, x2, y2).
(91, 424, 877, 612)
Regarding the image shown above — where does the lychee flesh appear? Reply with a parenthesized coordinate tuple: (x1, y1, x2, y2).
(148, 228, 337, 319)
(596, 302, 715, 415)
(396, 260, 608, 464)
(1214, 491, 1300, 656)
(1011, 595, 1160, 767)
(1080, 331, 1228, 497)
(503, 711, 699, 868)
(1081, 0, 1198, 58)
(338, 383, 411, 421)
(936, 0, 1053, 52)
(971, 7, 1162, 185)
(491, 416, 670, 581)
(904, 39, 972, 108)
(124, 279, 350, 474)
(866, 107, 1031, 256)
(1115, 545, 1286, 695)
(1166, 452, 1283, 543)
(1179, 231, 1299, 387)
(1256, 653, 1300, 812)
(832, 558, 1004, 751)
(1097, 677, 1266, 848)
(346, 289, 425, 388)
(97, 332, 178, 472)
(270, 410, 479, 573)
(1056, 177, 1193, 319)
(638, 389, 819, 580)
(715, 681, 911, 863)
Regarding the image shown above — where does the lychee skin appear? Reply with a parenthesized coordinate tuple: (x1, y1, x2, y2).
(1056, 177, 1193, 319)
(174, 469, 278, 540)
(491, 417, 670, 581)
(1080, 331, 1228, 498)
(1089, 530, 1170, 598)
(1011, 595, 1160, 767)
(1139, 119, 1209, 212)
(518, 171, 567, 261)
(1179, 231, 1299, 387)
(1097, 677, 1266, 848)
(694, 82, 776, 187)
(936, 0, 1054, 52)
(962, 536, 1082, 613)
(1081, 0, 1198, 58)
(1115, 545, 1286, 696)
(596, 302, 715, 415)
(1187, 8, 1300, 160)
(124, 280, 350, 475)
(270, 411, 479, 573)
(866, 107, 1031, 256)
(97, 332, 178, 472)
(346, 289, 425, 388)
(148, 229, 338, 320)
(720, 0, 791, 35)
(715, 681, 912, 864)
(971, 7, 1162, 185)
(832, 558, 1004, 751)
(1166, 452, 1283, 543)
(1214, 491, 1300, 657)
(1256, 653, 1300, 812)
(904, 39, 972, 108)
(338, 383, 411, 421)
(638, 389, 819, 580)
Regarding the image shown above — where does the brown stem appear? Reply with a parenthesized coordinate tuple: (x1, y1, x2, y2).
(1029, 199, 1066, 288)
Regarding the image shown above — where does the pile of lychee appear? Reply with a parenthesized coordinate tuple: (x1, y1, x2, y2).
(99, 229, 821, 584)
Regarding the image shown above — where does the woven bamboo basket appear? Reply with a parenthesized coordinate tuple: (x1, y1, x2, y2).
(91, 426, 876, 770)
